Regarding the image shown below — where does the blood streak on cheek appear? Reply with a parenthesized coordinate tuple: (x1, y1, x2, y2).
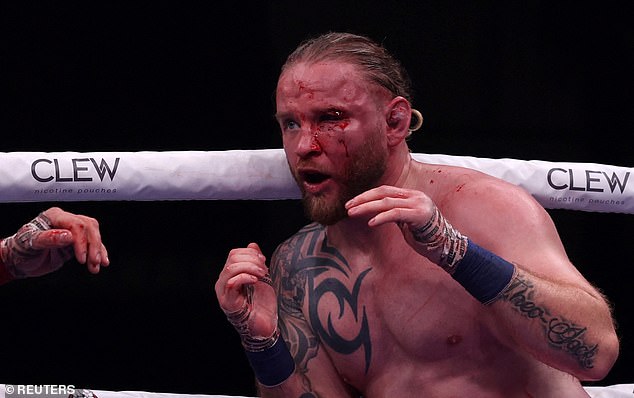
(334, 121, 350, 157)
(338, 138, 349, 157)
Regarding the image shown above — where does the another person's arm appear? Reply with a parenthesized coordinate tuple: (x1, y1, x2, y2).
(0, 207, 109, 285)
(345, 181, 619, 381)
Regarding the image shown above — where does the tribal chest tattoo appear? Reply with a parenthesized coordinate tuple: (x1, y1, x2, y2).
(271, 223, 373, 376)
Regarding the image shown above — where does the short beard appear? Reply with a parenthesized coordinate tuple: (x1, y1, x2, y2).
(300, 134, 387, 226)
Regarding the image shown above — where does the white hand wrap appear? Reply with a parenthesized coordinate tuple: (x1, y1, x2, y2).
(0, 212, 59, 278)
(223, 276, 279, 352)
(411, 205, 469, 274)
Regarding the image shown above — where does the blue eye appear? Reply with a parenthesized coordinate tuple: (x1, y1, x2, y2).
(285, 120, 300, 131)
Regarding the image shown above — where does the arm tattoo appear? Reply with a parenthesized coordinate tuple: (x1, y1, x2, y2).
(496, 271, 598, 369)
(271, 223, 373, 384)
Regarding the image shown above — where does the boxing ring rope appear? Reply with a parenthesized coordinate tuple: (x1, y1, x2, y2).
(1, 149, 632, 214)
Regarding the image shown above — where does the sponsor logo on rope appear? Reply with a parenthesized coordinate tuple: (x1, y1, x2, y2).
(546, 167, 630, 207)
(30, 157, 120, 196)
(547, 168, 630, 193)
(31, 157, 120, 183)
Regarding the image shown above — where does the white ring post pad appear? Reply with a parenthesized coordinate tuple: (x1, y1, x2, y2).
(0, 150, 632, 214)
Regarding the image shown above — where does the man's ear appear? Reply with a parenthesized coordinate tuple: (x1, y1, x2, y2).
(385, 96, 412, 146)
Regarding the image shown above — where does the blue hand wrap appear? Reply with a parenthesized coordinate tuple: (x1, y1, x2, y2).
(244, 337, 295, 387)
(452, 239, 516, 305)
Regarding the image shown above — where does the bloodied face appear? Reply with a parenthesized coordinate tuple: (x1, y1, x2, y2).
(276, 61, 391, 225)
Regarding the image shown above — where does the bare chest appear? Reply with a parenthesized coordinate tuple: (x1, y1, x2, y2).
(298, 246, 501, 390)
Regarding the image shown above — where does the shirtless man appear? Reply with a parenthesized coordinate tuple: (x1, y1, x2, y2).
(1, 207, 109, 284)
(215, 32, 619, 397)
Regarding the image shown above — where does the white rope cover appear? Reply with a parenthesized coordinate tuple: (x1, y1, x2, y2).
(0, 150, 632, 214)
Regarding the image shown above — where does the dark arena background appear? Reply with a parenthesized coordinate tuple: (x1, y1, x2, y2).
(1, 2, 632, 396)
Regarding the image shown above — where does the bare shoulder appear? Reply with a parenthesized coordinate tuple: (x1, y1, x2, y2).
(417, 162, 565, 263)
(417, 162, 542, 216)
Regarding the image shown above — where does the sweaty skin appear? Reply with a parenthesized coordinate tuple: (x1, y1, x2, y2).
(216, 59, 618, 397)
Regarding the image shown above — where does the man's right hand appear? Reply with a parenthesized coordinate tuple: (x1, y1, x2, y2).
(215, 243, 279, 349)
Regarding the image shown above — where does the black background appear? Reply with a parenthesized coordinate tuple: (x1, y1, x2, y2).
(1, 2, 632, 396)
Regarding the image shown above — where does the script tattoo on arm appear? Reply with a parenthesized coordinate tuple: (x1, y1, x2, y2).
(496, 270, 598, 369)
(270, 223, 372, 394)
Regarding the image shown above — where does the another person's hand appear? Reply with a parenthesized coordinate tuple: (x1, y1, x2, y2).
(215, 243, 278, 350)
(0, 207, 110, 280)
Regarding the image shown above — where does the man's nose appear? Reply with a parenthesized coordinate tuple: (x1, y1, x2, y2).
(295, 127, 323, 158)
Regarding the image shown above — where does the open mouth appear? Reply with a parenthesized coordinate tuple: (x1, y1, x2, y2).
(298, 170, 332, 193)
(302, 171, 330, 185)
